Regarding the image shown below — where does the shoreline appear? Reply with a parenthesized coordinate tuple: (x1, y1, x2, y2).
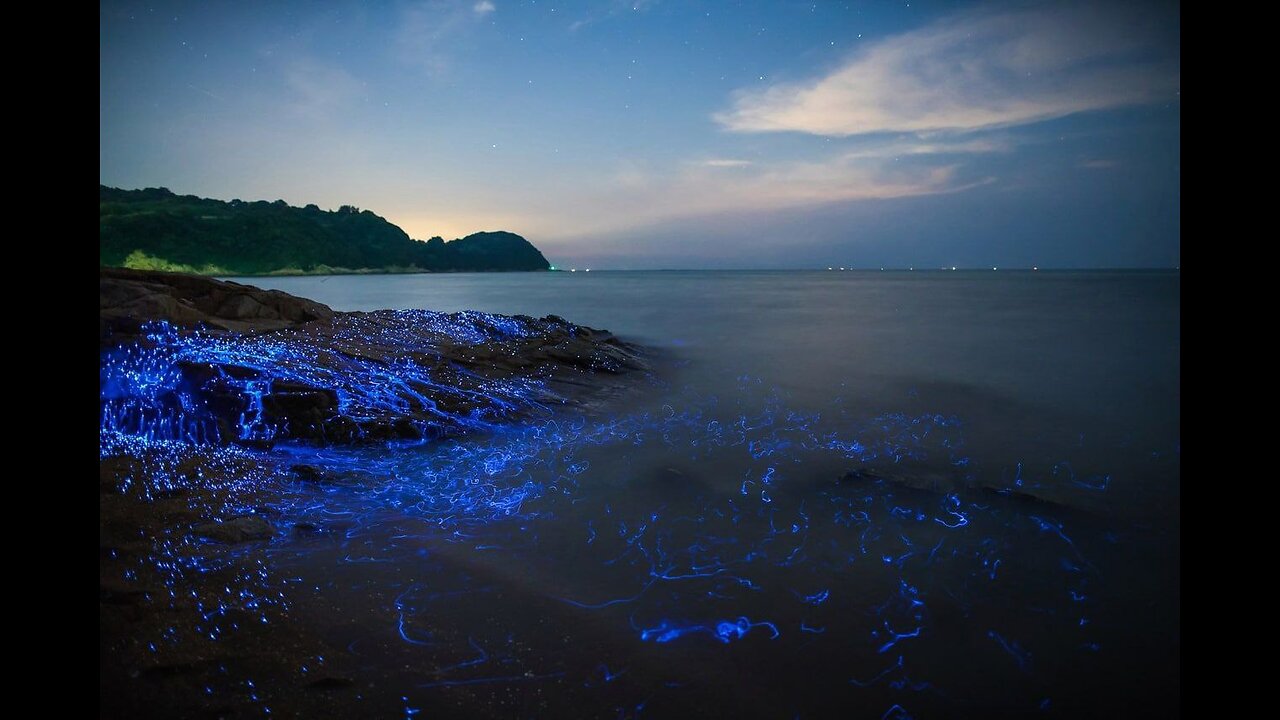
(104, 264, 556, 278)
(100, 267, 648, 440)
(100, 267, 653, 716)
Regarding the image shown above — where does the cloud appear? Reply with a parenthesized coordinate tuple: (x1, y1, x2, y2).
(281, 58, 363, 116)
(567, 137, 1006, 231)
(478, 134, 1013, 239)
(186, 84, 224, 102)
(715, 3, 1179, 136)
(698, 159, 754, 168)
(521, 151, 987, 239)
(679, 155, 983, 209)
(836, 136, 1013, 161)
(1079, 159, 1118, 169)
(569, 0, 657, 32)
(396, 1, 495, 76)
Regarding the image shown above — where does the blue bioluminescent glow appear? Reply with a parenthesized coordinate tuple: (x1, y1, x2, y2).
(101, 317, 1141, 716)
(636, 615, 780, 644)
(100, 313, 620, 446)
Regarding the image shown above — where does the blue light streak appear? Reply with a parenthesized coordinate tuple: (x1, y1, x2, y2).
(988, 630, 1033, 671)
(637, 616, 780, 644)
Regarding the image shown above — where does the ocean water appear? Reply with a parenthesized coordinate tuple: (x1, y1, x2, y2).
(248, 271, 1180, 513)
(218, 270, 1180, 716)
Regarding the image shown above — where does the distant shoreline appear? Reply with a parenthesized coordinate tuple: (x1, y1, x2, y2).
(98, 264, 554, 278)
(198, 266, 553, 278)
(100, 186, 552, 274)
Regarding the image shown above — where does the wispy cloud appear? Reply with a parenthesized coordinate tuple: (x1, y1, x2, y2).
(1079, 159, 1118, 170)
(568, 0, 658, 32)
(546, 135, 1005, 233)
(837, 136, 1013, 161)
(282, 58, 363, 116)
(676, 155, 982, 209)
(523, 151, 984, 238)
(698, 159, 754, 168)
(186, 84, 224, 102)
(396, 0, 496, 76)
(716, 3, 1179, 137)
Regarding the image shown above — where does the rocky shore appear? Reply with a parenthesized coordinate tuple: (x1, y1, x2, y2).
(99, 269, 650, 718)
(101, 268, 647, 445)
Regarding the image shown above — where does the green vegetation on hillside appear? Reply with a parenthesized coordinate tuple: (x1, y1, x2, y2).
(99, 186, 551, 275)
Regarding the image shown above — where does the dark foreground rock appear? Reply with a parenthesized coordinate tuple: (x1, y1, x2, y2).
(100, 268, 648, 446)
(101, 267, 335, 338)
(193, 515, 275, 543)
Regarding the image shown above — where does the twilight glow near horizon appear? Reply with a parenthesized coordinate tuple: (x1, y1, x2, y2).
(100, 0, 1180, 269)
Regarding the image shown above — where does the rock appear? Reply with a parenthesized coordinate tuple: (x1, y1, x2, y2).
(102, 268, 648, 447)
(840, 468, 957, 494)
(193, 515, 275, 543)
(100, 267, 333, 340)
(291, 464, 325, 482)
(979, 484, 1064, 508)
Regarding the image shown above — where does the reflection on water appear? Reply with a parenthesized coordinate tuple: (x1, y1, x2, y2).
(104, 271, 1179, 717)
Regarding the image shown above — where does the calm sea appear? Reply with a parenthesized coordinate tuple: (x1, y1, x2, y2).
(225, 270, 1180, 717)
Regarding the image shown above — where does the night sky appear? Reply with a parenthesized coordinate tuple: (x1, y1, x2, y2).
(100, 1, 1180, 269)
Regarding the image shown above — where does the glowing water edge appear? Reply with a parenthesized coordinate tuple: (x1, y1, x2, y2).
(101, 271, 1180, 718)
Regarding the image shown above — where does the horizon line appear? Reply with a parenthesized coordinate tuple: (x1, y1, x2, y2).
(543, 267, 1180, 272)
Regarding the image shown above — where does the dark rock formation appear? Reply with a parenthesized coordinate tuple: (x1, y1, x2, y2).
(192, 515, 275, 543)
(101, 267, 333, 338)
(100, 268, 648, 447)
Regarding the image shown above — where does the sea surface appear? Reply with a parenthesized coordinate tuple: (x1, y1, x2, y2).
(216, 270, 1181, 716)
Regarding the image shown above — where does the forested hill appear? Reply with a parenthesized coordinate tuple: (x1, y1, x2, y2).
(99, 186, 551, 275)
